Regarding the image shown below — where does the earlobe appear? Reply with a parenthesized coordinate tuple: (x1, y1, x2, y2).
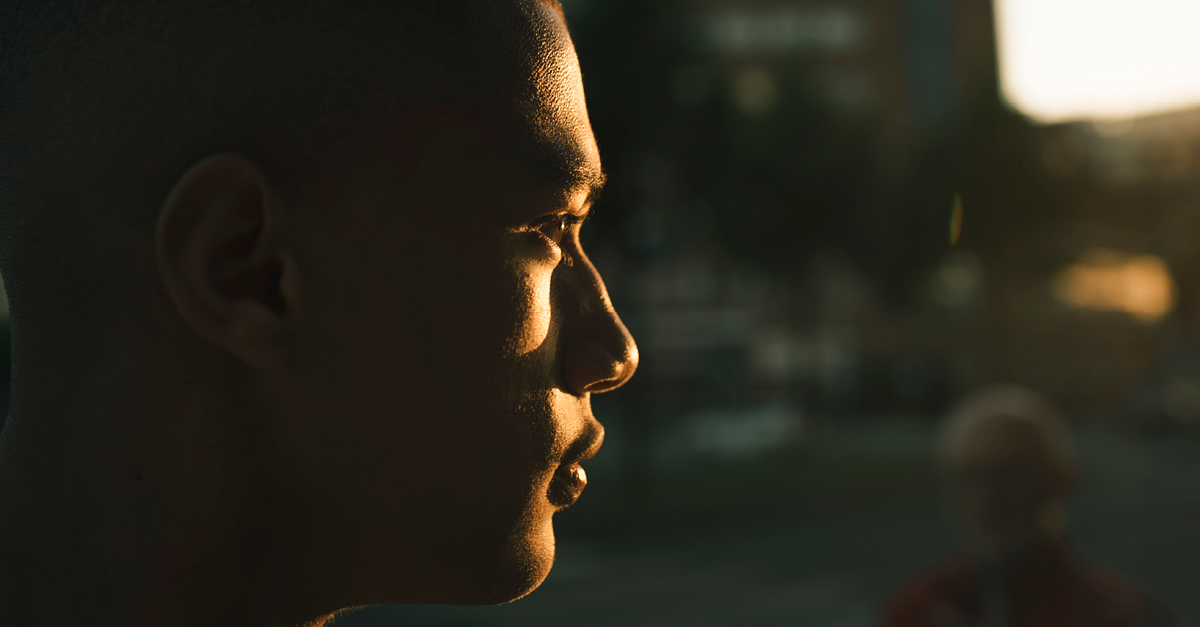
(156, 153, 299, 369)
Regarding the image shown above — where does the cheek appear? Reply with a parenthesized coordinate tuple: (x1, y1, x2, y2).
(501, 263, 555, 359)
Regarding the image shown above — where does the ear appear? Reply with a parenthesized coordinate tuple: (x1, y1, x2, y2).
(155, 153, 300, 369)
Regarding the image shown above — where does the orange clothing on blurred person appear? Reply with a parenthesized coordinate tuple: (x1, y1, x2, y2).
(885, 539, 1174, 627)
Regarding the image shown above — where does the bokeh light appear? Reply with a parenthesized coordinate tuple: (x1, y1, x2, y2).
(1052, 249, 1176, 322)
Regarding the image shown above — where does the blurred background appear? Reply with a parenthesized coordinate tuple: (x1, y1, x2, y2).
(10, 0, 1200, 624)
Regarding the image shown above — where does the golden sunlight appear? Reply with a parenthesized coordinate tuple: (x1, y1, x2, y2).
(1052, 249, 1176, 323)
(995, 0, 1200, 123)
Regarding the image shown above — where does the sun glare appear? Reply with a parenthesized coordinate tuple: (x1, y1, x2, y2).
(995, 0, 1200, 123)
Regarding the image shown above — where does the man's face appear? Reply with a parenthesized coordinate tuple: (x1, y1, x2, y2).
(944, 416, 1059, 555)
(264, 4, 637, 605)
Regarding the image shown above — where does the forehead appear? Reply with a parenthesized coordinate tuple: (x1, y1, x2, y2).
(951, 416, 1045, 466)
(483, 1, 602, 196)
(312, 2, 602, 205)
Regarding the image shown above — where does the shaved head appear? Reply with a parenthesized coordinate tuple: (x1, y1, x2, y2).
(0, 0, 567, 338)
(0, 1, 637, 624)
(942, 384, 1077, 477)
(941, 385, 1078, 555)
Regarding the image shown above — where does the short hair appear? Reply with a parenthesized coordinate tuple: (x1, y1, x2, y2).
(940, 384, 1077, 474)
(0, 0, 564, 332)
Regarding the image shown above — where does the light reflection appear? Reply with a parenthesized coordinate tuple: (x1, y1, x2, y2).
(1051, 248, 1176, 322)
(948, 193, 963, 246)
(995, 0, 1200, 122)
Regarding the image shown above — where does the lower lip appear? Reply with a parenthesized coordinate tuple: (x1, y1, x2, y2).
(548, 463, 588, 508)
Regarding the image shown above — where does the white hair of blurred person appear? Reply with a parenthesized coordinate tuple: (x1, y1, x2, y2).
(939, 384, 1079, 558)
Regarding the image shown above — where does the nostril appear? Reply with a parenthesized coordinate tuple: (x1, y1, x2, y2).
(583, 368, 626, 394)
(583, 378, 618, 394)
(584, 345, 638, 395)
(566, 340, 632, 395)
(564, 304, 638, 395)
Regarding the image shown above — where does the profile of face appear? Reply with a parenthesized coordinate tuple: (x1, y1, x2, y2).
(155, 1, 636, 608)
(942, 415, 1072, 556)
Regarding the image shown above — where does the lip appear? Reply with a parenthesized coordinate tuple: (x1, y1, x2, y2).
(548, 424, 604, 509)
(548, 463, 588, 508)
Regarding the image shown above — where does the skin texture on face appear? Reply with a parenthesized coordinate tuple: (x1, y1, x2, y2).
(0, 2, 635, 626)
(218, 1, 633, 608)
(264, 3, 632, 605)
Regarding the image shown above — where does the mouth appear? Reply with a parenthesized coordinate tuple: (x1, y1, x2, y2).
(547, 424, 604, 509)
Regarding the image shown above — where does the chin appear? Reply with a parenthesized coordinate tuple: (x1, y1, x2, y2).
(455, 511, 558, 605)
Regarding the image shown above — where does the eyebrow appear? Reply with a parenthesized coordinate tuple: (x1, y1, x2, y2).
(577, 168, 607, 208)
(531, 149, 607, 210)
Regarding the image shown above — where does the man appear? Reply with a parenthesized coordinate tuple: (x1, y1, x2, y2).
(0, 1, 638, 626)
(885, 385, 1179, 627)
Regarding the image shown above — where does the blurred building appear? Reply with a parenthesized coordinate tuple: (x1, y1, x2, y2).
(562, 0, 1200, 530)
(603, 0, 1005, 470)
(676, 0, 999, 137)
(989, 106, 1200, 428)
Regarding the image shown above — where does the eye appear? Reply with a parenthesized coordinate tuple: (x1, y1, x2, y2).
(533, 214, 570, 246)
(528, 212, 586, 266)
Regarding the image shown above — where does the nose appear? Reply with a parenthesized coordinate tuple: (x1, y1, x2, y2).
(561, 252, 639, 396)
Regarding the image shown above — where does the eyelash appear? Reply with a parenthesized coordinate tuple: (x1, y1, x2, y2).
(529, 213, 587, 266)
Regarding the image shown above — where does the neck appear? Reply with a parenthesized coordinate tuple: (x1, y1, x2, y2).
(0, 352, 332, 627)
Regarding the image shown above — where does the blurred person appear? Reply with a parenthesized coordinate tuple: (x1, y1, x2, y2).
(0, 2, 637, 626)
(885, 385, 1180, 627)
